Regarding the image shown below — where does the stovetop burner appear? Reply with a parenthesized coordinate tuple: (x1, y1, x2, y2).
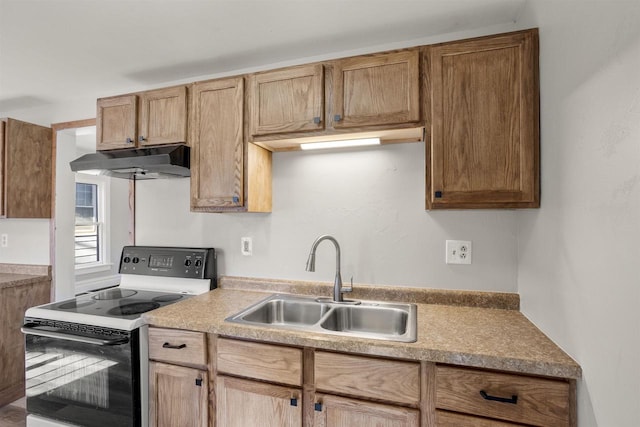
(56, 299, 96, 310)
(93, 289, 137, 300)
(107, 301, 161, 316)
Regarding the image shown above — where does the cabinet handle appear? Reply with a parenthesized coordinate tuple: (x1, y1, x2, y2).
(314, 402, 323, 411)
(479, 390, 518, 405)
(333, 114, 342, 122)
(195, 378, 203, 387)
(139, 136, 146, 142)
(126, 138, 134, 144)
(434, 191, 443, 198)
(290, 398, 298, 407)
(313, 116, 321, 124)
(162, 342, 186, 350)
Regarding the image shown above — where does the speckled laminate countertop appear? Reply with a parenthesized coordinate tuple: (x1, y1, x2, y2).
(0, 264, 51, 290)
(143, 276, 581, 380)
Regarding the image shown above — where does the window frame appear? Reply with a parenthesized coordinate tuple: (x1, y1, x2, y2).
(74, 173, 112, 275)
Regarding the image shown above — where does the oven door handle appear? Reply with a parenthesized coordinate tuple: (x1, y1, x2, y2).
(21, 325, 130, 346)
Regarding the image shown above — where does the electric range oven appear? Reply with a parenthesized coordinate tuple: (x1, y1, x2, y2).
(22, 246, 216, 427)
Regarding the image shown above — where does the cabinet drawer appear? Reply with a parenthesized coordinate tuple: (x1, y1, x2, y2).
(314, 351, 420, 406)
(216, 338, 302, 386)
(436, 365, 571, 426)
(436, 410, 527, 426)
(148, 328, 207, 367)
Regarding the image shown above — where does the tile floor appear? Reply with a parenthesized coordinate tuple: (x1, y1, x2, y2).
(0, 397, 26, 427)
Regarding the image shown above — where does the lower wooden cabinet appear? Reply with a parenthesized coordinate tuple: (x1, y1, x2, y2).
(216, 375, 302, 427)
(313, 393, 419, 427)
(149, 362, 208, 427)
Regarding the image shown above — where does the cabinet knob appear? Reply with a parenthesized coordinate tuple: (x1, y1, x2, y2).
(139, 136, 146, 142)
(195, 378, 203, 387)
(434, 191, 443, 198)
(313, 116, 321, 124)
(333, 114, 342, 122)
(314, 402, 323, 412)
(233, 196, 240, 203)
(290, 398, 298, 407)
(126, 138, 134, 144)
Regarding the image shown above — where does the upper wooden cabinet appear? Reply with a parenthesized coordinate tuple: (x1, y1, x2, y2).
(247, 49, 423, 149)
(190, 77, 272, 213)
(427, 29, 539, 209)
(138, 86, 188, 146)
(250, 64, 324, 137)
(96, 86, 188, 150)
(332, 50, 420, 129)
(1, 118, 52, 218)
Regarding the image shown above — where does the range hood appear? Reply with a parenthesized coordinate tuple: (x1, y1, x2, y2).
(70, 144, 190, 180)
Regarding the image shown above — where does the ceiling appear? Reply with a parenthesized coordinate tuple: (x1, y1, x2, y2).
(0, 0, 526, 115)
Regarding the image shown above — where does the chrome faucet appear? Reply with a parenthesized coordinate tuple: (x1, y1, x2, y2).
(305, 235, 352, 302)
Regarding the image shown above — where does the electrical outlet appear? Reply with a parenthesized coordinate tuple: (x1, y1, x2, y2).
(1, 234, 7, 248)
(446, 240, 471, 264)
(241, 237, 252, 256)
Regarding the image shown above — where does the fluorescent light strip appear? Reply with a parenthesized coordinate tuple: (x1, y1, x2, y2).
(300, 137, 381, 151)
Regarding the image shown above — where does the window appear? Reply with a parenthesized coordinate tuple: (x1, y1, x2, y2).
(75, 175, 110, 270)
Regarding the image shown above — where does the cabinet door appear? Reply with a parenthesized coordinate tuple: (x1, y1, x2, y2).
(96, 95, 138, 150)
(314, 394, 419, 427)
(190, 77, 244, 209)
(149, 362, 208, 427)
(138, 86, 188, 146)
(0, 120, 5, 217)
(2, 118, 52, 218)
(216, 375, 302, 427)
(250, 64, 324, 137)
(428, 29, 539, 209)
(332, 50, 420, 129)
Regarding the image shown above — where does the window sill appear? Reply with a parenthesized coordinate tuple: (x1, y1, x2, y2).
(75, 263, 113, 276)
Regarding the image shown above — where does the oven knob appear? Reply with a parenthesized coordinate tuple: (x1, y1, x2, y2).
(123, 256, 131, 263)
(195, 259, 202, 267)
(184, 259, 192, 267)
(132, 257, 140, 264)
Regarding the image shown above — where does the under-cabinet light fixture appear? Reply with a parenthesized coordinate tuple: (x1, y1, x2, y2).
(300, 137, 381, 150)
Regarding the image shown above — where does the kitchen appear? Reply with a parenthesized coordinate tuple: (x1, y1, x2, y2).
(0, 1, 638, 426)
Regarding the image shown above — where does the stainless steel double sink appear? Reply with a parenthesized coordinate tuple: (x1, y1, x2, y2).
(225, 294, 417, 343)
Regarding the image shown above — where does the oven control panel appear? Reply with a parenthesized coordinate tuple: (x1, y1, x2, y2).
(119, 246, 217, 283)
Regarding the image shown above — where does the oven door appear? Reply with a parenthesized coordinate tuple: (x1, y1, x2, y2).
(22, 320, 141, 427)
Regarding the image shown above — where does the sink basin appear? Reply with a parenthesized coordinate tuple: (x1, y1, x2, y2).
(226, 294, 417, 343)
(240, 297, 330, 326)
(320, 305, 409, 336)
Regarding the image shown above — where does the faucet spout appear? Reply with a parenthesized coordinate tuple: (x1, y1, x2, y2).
(305, 235, 345, 302)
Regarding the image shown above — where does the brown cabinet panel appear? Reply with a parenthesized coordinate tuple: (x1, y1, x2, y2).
(216, 375, 302, 427)
(1, 118, 52, 218)
(216, 337, 303, 386)
(96, 95, 138, 150)
(190, 77, 245, 209)
(332, 50, 420, 129)
(436, 365, 571, 426)
(148, 328, 207, 368)
(138, 86, 188, 146)
(436, 410, 527, 426)
(314, 351, 420, 406)
(149, 362, 208, 427)
(250, 64, 324, 136)
(314, 393, 419, 427)
(428, 29, 539, 208)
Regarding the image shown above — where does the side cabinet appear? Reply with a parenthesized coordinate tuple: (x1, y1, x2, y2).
(148, 328, 209, 427)
(427, 29, 539, 209)
(0, 118, 52, 218)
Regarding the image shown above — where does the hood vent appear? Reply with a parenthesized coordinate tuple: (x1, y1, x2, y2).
(70, 144, 190, 180)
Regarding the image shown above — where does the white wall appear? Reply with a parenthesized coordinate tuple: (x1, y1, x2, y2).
(136, 142, 519, 291)
(517, 1, 640, 426)
(0, 219, 49, 264)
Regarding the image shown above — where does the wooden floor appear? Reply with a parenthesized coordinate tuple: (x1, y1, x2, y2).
(0, 397, 26, 427)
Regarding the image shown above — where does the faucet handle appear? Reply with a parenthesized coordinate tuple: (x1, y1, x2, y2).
(342, 277, 354, 293)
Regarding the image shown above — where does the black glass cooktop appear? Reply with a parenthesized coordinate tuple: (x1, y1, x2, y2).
(43, 288, 191, 320)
